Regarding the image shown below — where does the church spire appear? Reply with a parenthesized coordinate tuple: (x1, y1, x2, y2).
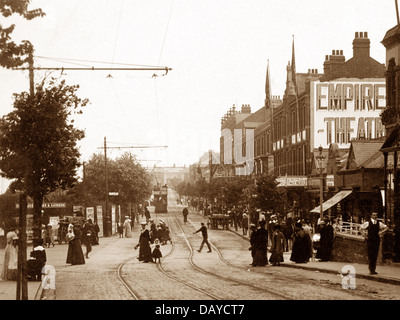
(265, 59, 271, 109)
(291, 35, 297, 92)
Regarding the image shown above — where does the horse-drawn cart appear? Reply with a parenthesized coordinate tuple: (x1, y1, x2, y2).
(209, 214, 231, 230)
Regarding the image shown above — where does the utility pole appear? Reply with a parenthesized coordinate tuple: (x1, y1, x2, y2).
(104, 137, 110, 237)
(12, 49, 172, 299)
(98, 139, 167, 236)
(16, 48, 35, 301)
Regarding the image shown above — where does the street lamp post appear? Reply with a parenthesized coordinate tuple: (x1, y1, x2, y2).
(316, 146, 325, 220)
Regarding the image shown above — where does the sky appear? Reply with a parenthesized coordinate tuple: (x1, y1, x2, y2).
(0, 0, 398, 191)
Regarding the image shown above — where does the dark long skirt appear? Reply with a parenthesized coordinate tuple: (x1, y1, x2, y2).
(138, 238, 153, 262)
(269, 250, 284, 264)
(290, 235, 311, 263)
(66, 239, 85, 265)
(253, 249, 268, 266)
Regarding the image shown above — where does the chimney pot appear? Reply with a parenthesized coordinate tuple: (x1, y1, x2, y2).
(340, 50, 343, 55)
(332, 50, 335, 55)
(364, 31, 368, 38)
(355, 32, 359, 38)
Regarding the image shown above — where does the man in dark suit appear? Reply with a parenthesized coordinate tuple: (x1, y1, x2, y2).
(360, 212, 389, 275)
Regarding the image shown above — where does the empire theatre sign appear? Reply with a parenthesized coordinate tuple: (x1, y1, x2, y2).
(312, 80, 386, 149)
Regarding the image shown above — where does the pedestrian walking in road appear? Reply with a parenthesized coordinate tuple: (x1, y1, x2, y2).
(123, 216, 132, 238)
(360, 212, 389, 275)
(144, 206, 151, 223)
(316, 216, 334, 262)
(193, 222, 212, 253)
(93, 221, 100, 245)
(269, 224, 286, 266)
(242, 213, 249, 235)
(66, 224, 85, 265)
(182, 207, 189, 225)
(44, 224, 55, 248)
(1, 224, 18, 281)
(290, 222, 311, 264)
(252, 220, 269, 266)
(82, 220, 93, 259)
(117, 221, 124, 238)
(134, 222, 153, 263)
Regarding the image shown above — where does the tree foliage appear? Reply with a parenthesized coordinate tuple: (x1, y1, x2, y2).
(78, 152, 152, 207)
(250, 175, 288, 214)
(0, 0, 45, 68)
(0, 78, 88, 236)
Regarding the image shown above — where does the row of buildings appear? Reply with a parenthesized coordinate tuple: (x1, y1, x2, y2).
(219, 31, 386, 223)
(188, 28, 400, 264)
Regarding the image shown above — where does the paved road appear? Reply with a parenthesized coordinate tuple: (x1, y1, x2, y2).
(1, 192, 400, 301)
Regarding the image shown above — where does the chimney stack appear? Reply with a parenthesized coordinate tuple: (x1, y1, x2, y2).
(353, 31, 370, 59)
(324, 49, 345, 74)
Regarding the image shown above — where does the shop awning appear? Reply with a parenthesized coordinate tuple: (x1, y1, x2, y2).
(310, 190, 352, 214)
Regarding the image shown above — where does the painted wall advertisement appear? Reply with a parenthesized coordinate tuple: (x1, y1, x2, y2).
(111, 205, 116, 235)
(86, 207, 94, 221)
(96, 205, 103, 237)
(312, 80, 386, 149)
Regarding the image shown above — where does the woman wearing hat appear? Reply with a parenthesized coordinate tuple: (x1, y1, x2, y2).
(290, 222, 311, 263)
(123, 216, 132, 238)
(1, 224, 18, 280)
(66, 224, 85, 265)
(269, 224, 286, 266)
(135, 222, 153, 262)
(316, 216, 334, 262)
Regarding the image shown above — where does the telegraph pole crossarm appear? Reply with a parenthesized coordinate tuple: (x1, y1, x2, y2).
(99, 138, 168, 237)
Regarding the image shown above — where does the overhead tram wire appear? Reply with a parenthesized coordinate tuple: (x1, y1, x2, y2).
(34, 55, 167, 68)
(16, 55, 172, 74)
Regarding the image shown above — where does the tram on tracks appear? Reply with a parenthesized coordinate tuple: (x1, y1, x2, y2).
(152, 185, 168, 213)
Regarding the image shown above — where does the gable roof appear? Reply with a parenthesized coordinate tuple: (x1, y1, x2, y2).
(345, 140, 385, 170)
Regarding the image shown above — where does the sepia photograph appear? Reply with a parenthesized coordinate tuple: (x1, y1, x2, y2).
(0, 0, 399, 312)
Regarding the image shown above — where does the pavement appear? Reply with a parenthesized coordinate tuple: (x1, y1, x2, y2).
(229, 227, 400, 286)
(1, 218, 400, 300)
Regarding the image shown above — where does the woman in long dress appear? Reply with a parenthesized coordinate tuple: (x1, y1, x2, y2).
(290, 222, 311, 263)
(66, 224, 85, 265)
(252, 220, 269, 266)
(269, 224, 286, 266)
(135, 222, 153, 262)
(123, 216, 132, 238)
(1, 228, 18, 280)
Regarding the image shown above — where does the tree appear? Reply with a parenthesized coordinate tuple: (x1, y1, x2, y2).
(0, 0, 45, 68)
(251, 175, 288, 217)
(0, 78, 89, 239)
(74, 152, 152, 216)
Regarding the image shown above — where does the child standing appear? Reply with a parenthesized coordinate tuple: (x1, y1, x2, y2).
(151, 239, 162, 263)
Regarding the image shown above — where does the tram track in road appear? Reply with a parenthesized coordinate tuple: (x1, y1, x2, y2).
(163, 206, 291, 300)
(167, 203, 382, 300)
(117, 258, 141, 300)
(116, 211, 220, 300)
(116, 190, 380, 300)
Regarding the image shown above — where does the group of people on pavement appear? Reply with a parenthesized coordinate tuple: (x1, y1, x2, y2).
(1, 203, 390, 284)
(134, 217, 173, 263)
(244, 211, 389, 275)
